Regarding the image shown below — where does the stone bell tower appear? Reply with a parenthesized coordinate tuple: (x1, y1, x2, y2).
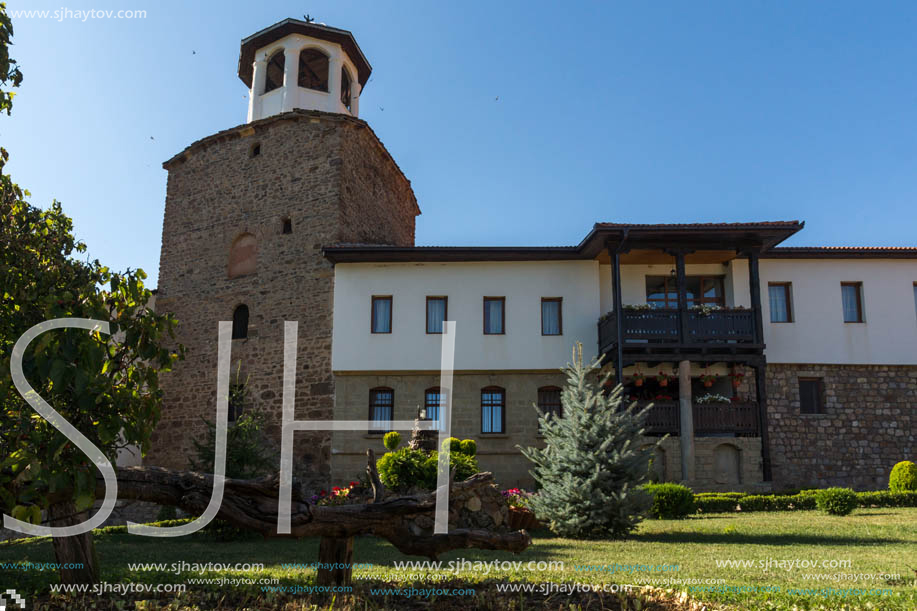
(149, 19, 420, 490)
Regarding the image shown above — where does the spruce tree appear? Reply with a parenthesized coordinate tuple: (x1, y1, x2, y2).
(520, 344, 656, 539)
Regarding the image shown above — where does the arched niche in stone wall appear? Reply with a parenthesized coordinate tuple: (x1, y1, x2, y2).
(228, 233, 258, 278)
(714, 443, 741, 485)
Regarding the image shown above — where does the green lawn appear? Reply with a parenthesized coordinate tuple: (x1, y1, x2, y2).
(2, 508, 915, 610)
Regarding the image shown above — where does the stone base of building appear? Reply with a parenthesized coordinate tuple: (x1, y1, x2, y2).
(767, 363, 916, 491)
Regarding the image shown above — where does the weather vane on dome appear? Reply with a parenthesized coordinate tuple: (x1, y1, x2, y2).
(303, 14, 315, 23)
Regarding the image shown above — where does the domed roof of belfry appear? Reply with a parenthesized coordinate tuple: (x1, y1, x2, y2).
(238, 18, 372, 89)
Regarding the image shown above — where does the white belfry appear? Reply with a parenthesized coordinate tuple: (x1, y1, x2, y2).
(240, 19, 369, 122)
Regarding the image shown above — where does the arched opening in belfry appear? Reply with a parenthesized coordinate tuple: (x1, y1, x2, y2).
(298, 48, 329, 91)
(264, 50, 285, 93)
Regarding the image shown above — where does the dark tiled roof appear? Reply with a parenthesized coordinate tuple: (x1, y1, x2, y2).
(238, 19, 371, 88)
(765, 247, 917, 259)
(595, 221, 802, 229)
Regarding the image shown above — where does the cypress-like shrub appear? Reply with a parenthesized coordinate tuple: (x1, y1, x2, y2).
(459, 439, 477, 456)
(442, 437, 462, 454)
(383, 431, 402, 451)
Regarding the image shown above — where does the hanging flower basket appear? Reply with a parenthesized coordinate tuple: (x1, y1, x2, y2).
(700, 373, 717, 388)
(632, 369, 645, 387)
(729, 371, 745, 389)
(508, 506, 538, 530)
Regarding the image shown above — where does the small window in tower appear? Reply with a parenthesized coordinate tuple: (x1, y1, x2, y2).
(282, 218, 292, 234)
(232, 304, 249, 339)
(250, 142, 261, 158)
(264, 51, 285, 93)
(298, 48, 329, 91)
(340, 67, 352, 110)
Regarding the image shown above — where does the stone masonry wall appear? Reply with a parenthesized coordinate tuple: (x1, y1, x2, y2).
(767, 363, 917, 490)
(149, 110, 417, 493)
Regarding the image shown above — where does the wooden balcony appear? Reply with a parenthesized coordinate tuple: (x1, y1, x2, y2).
(634, 400, 759, 437)
(598, 307, 763, 363)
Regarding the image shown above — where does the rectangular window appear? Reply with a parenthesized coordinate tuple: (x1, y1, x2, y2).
(541, 298, 562, 335)
(368, 388, 394, 433)
(798, 378, 824, 414)
(646, 276, 725, 308)
(768, 283, 792, 323)
(481, 387, 505, 434)
(483, 297, 505, 334)
(537, 387, 563, 427)
(424, 387, 444, 423)
(426, 296, 447, 334)
(371, 296, 392, 333)
(841, 282, 864, 323)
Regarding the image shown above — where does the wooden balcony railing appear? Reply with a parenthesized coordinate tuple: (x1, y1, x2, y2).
(598, 307, 756, 355)
(633, 401, 759, 437)
(693, 402, 759, 436)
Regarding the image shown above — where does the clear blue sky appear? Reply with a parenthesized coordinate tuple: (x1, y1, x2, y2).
(4, 1, 917, 287)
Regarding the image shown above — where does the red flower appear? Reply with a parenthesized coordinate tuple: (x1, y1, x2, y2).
(320, 490, 327, 496)
(349, 481, 358, 487)
(332, 486, 341, 491)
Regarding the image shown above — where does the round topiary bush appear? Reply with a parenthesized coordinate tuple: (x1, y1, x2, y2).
(383, 431, 402, 451)
(459, 439, 477, 456)
(442, 437, 462, 453)
(643, 483, 695, 519)
(889, 461, 917, 492)
(815, 487, 857, 515)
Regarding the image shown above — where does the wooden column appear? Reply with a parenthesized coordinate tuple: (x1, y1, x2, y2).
(747, 251, 765, 345)
(611, 248, 625, 385)
(674, 251, 689, 343)
(747, 251, 772, 482)
(678, 359, 695, 482)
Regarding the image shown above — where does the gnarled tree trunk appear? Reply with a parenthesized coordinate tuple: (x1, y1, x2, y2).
(47, 500, 100, 584)
(41, 451, 530, 586)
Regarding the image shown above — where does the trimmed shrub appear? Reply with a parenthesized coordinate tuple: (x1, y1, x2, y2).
(423, 451, 479, 487)
(643, 483, 695, 519)
(695, 494, 742, 513)
(856, 490, 917, 508)
(459, 439, 477, 456)
(383, 431, 402, 451)
(376, 447, 429, 492)
(815, 487, 857, 516)
(889, 461, 917, 492)
(442, 437, 462, 454)
(377, 446, 480, 492)
(694, 489, 917, 513)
